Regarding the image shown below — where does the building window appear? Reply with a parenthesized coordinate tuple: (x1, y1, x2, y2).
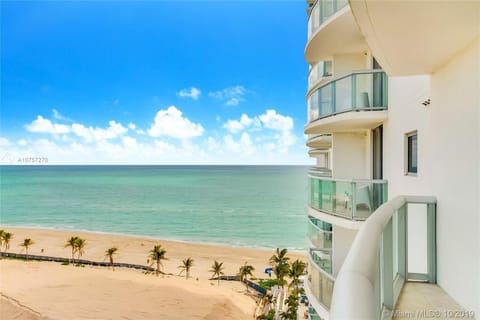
(405, 131, 418, 175)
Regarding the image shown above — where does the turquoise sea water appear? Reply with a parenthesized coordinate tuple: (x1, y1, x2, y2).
(0, 166, 308, 250)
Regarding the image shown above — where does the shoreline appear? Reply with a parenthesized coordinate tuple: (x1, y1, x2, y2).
(0, 226, 306, 320)
(0, 224, 308, 253)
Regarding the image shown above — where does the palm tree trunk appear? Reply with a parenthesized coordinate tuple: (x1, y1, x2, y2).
(156, 260, 160, 276)
(217, 278, 220, 287)
(110, 257, 114, 271)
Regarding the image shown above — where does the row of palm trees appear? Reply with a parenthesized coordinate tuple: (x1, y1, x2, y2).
(1, 231, 303, 298)
(269, 248, 306, 289)
(65, 236, 87, 263)
(1, 230, 35, 257)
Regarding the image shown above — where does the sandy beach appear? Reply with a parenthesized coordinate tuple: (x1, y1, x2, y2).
(0, 227, 306, 320)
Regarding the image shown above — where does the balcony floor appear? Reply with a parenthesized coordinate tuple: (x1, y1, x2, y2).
(393, 283, 465, 320)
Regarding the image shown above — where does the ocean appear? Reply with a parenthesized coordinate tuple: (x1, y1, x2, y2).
(0, 165, 309, 250)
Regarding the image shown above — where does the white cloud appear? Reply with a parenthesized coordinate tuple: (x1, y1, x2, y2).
(25, 116, 71, 134)
(122, 136, 137, 148)
(206, 137, 219, 151)
(221, 109, 297, 154)
(259, 109, 293, 131)
(209, 85, 246, 106)
(225, 98, 240, 106)
(0, 137, 11, 147)
(52, 109, 72, 122)
(148, 106, 204, 139)
(7, 107, 307, 164)
(177, 87, 201, 100)
(223, 114, 259, 133)
(71, 120, 128, 142)
(224, 132, 254, 154)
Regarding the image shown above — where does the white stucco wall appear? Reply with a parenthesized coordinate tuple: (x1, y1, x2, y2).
(332, 132, 369, 179)
(333, 52, 367, 77)
(383, 37, 480, 314)
(332, 225, 358, 276)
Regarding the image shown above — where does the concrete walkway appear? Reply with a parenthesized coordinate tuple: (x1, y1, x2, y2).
(393, 283, 471, 320)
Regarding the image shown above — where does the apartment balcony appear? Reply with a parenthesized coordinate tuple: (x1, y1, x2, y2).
(308, 61, 332, 93)
(308, 166, 331, 178)
(307, 215, 332, 250)
(308, 175, 387, 221)
(305, 257, 335, 315)
(306, 134, 332, 149)
(305, 0, 366, 63)
(310, 248, 333, 275)
(305, 70, 388, 134)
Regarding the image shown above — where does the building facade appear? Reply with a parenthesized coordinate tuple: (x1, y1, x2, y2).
(304, 1, 479, 319)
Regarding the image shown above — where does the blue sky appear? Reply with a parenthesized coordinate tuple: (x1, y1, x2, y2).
(1, 1, 312, 164)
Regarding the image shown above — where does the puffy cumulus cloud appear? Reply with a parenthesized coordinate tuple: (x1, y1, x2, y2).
(25, 115, 71, 134)
(148, 106, 204, 139)
(221, 109, 297, 154)
(259, 109, 293, 132)
(223, 114, 259, 134)
(122, 136, 137, 148)
(0, 137, 11, 147)
(223, 132, 254, 155)
(177, 87, 201, 100)
(223, 110, 293, 134)
(71, 121, 128, 142)
(128, 123, 136, 130)
(209, 85, 246, 106)
(17, 139, 28, 146)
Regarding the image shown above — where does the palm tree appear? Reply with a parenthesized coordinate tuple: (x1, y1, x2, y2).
(270, 248, 290, 285)
(269, 248, 290, 266)
(20, 238, 34, 258)
(288, 259, 306, 290)
(149, 244, 167, 276)
(280, 292, 300, 320)
(2, 232, 13, 252)
(238, 261, 255, 292)
(0, 230, 4, 250)
(178, 257, 194, 279)
(74, 238, 86, 262)
(209, 260, 225, 287)
(105, 247, 118, 271)
(65, 236, 79, 263)
(273, 263, 289, 285)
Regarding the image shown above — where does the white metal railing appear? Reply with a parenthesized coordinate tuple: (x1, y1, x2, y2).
(330, 195, 437, 319)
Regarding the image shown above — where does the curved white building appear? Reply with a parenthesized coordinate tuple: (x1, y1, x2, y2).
(304, 1, 480, 319)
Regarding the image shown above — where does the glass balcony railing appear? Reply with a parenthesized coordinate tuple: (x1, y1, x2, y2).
(307, 70, 388, 123)
(307, 261, 335, 310)
(310, 248, 332, 274)
(308, 306, 322, 320)
(308, 175, 388, 220)
(308, 166, 332, 178)
(308, 61, 333, 90)
(308, 0, 349, 39)
(307, 216, 332, 250)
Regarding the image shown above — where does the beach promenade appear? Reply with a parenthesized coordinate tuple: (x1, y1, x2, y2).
(0, 227, 305, 320)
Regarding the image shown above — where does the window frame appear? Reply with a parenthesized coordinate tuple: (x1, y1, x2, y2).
(405, 131, 418, 176)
